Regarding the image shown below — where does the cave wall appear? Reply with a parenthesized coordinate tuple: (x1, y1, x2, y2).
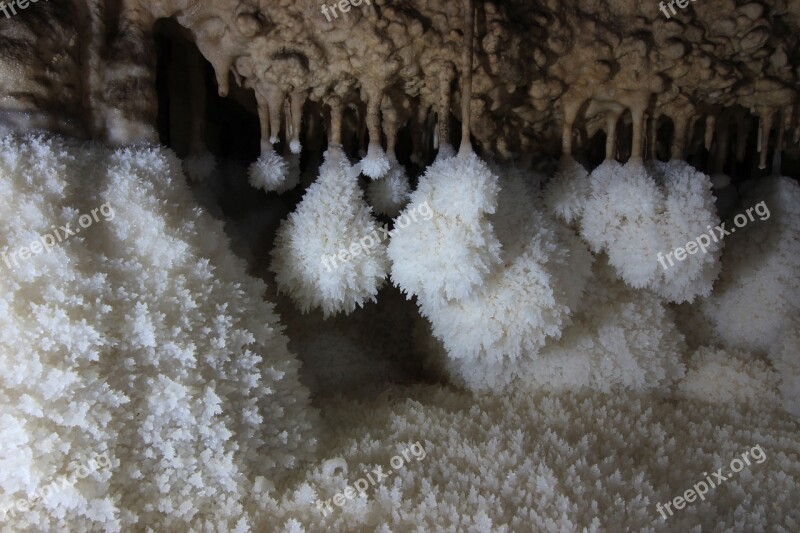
(0, 0, 798, 173)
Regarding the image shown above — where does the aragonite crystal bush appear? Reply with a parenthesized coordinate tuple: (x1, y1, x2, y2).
(270, 148, 389, 317)
(0, 0, 799, 531)
(563, 159, 723, 303)
(699, 175, 800, 353)
(0, 133, 317, 530)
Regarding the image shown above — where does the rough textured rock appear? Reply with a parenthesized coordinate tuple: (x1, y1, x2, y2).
(0, 1, 797, 169)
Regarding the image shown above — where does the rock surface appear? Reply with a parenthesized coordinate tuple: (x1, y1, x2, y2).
(0, 1, 797, 167)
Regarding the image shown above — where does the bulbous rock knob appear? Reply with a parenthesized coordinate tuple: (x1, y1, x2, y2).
(236, 12, 264, 38)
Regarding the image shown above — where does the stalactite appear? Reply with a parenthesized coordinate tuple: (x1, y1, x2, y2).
(383, 99, 399, 161)
(182, 14, 236, 99)
(627, 93, 649, 162)
(369, 93, 411, 216)
(248, 85, 288, 192)
(214, 58, 233, 98)
(438, 64, 456, 152)
(606, 109, 621, 160)
(282, 97, 301, 191)
(329, 98, 343, 147)
(757, 120, 763, 157)
(561, 94, 582, 160)
(284, 98, 293, 150)
(351, 102, 363, 156)
(103, 0, 159, 144)
(289, 90, 306, 154)
(361, 85, 391, 178)
(76, 0, 105, 138)
(757, 107, 774, 170)
(647, 113, 658, 160)
(256, 89, 271, 151)
(459, 0, 475, 156)
(266, 85, 285, 145)
(704, 115, 716, 152)
(366, 88, 383, 153)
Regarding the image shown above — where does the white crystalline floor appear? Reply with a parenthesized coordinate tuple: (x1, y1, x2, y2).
(268, 386, 800, 532)
(0, 132, 797, 532)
